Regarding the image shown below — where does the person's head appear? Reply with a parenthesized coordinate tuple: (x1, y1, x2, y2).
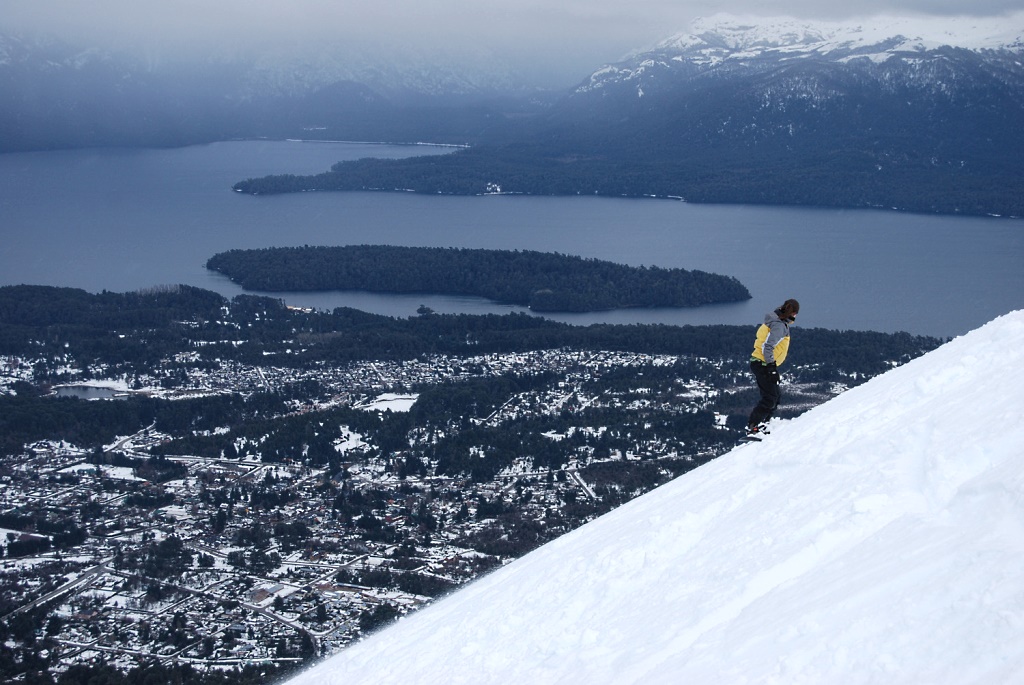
(779, 299, 800, 322)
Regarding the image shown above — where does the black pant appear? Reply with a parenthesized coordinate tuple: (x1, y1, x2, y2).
(748, 360, 781, 427)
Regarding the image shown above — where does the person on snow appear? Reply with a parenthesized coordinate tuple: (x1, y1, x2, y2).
(747, 299, 800, 437)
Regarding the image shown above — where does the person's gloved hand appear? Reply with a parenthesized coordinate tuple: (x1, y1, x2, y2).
(764, 361, 779, 381)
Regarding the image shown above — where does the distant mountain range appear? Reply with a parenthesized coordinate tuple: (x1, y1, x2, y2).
(4, 15, 1024, 215)
(0, 30, 548, 150)
(564, 14, 1024, 161)
(515, 14, 1024, 214)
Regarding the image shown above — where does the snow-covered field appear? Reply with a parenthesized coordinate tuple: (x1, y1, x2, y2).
(288, 310, 1024, 685)
(355, 393, 418, 413)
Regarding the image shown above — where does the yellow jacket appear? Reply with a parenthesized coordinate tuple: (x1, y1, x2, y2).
(751, 310, 792, 366)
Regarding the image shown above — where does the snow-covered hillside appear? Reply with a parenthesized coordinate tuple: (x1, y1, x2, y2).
(578, 13, 1024, 94)
(288, 310, 1024, 684)
(657, 13, 1024, 59)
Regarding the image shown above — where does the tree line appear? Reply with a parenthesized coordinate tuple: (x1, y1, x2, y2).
(2, 285, 939, 375)
(231, 142, 1024, 217)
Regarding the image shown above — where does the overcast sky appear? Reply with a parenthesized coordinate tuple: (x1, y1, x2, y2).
(3, 0, 1022, 85)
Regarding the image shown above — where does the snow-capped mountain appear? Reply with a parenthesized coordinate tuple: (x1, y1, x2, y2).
(286, 309, 1024, 684)
(658, 13, 1024, 60)
(526, 13, 1024, 214)
(578, 13, 1024, 94)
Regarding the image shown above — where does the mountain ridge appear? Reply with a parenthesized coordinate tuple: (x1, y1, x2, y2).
(652, 13, 1024, 55)
(285, 309, 1024, 684)
(231, 14, 1024, 215)
(5, 14, 1024, 215)
(574, 13, 1024, 112)
(0, 28, 546, 152)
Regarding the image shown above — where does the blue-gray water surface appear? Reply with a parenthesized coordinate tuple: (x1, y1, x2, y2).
(54, 385, 125, 400)
(1, 140, 1021, 338)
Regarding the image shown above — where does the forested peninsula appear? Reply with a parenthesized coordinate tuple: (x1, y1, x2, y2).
(229, 146, 1024, 217)
(206, 245, 751, 312)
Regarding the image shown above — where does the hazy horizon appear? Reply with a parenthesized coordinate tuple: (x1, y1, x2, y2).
(3, 1, 1022, 89)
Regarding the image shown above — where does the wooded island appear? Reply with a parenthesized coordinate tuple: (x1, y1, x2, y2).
(205, 245, 751, 312)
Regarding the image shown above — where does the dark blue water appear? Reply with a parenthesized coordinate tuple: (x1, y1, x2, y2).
(1, 140, 1021, 338)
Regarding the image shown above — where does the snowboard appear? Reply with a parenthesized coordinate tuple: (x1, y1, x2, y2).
(740, 425, 770, 441)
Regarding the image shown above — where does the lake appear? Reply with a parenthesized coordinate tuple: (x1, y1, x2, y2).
(1, 140, 1021, 338)
(53, 385, 127, 400)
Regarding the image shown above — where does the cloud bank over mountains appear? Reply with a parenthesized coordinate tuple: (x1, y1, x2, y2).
(3, 2, 1023, 87)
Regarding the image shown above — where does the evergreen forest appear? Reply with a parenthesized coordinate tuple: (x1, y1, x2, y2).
(205, 245, 751, 312)
(231, 143, 1024, 217)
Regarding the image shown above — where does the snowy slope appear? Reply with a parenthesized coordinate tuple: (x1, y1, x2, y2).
(289, 311, 1024, 685)
(656, 13, 1024, 58)
(578, 13, 1024, 94)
